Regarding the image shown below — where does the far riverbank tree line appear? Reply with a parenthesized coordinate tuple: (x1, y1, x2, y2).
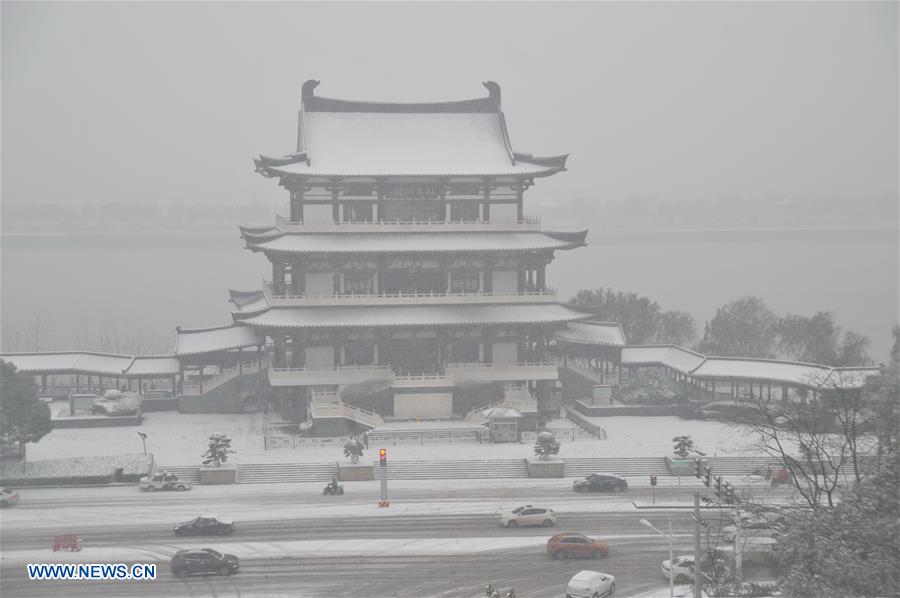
(569, 288, 885, 367)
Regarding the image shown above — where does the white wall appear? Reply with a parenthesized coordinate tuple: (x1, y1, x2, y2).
(492, 342, 518, 364)
(393, 392, 453, 418)
(305, 273, 334, 295)
(493, 270, 518, 293)
(305, 346, 334, 368)
(489, 203, 518, 223)
(303, 204, 333, 224)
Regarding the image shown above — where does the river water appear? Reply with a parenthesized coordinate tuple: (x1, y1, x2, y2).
(2, 227, 897, 360)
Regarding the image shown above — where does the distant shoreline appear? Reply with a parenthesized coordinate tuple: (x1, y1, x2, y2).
(2, 224, 898, 238)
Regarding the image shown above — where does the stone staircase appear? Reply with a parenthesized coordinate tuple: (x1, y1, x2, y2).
(156, 462, 340, 484)
(705, 456, 782, 476)
(564, 457, 668, 477)
(309, 391, 384, 428)
(373, 459, 528, 480)
(155, 457, 781, 484)
(182, 360, 262, 397)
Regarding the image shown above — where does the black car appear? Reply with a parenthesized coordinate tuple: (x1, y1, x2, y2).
(573, 473, 629, 493)
(171, 548, 239, 577)
(174, 514, 235, 536)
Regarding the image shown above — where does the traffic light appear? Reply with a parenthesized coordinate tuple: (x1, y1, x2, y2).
(704, 470, 712, 488)
(650, 474, 658, 487)
(715, 476, 723, 495)
(694, 459, 703, 478)
(379, 448, 387, 465)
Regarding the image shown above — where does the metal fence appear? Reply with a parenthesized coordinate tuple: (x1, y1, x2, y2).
(264, 428, 490, 450)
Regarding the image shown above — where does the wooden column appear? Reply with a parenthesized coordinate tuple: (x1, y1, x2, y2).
(273, 260, 286, 295)
(238, 348, 244, 375)
(329, 178, 341, 222)
(75, 373, 81, 392)
(537, 265, 546, 290)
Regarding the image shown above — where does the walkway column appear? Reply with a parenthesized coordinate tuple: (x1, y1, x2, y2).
(238, 348, 244, 375)
(76, 373, 81, 392)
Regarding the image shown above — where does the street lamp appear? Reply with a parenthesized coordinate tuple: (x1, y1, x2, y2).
(640, 517, 674, 598)
(137, 432, 148, 455)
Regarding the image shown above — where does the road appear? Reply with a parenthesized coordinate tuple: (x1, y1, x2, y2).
(0, 479, 784, 597)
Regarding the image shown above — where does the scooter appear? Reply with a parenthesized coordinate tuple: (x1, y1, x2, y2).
(323, 483, 344, 496)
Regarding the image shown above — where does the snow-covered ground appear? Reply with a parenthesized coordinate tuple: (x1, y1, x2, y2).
(24, 411, 763, 466)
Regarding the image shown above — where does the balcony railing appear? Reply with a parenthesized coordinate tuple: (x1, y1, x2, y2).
(445, 361, 560, 383)
(268, 363, 394, 387)
(262, 279, 557, 306)
(275, 214, 542, 233)
(266, 359, 559, 387)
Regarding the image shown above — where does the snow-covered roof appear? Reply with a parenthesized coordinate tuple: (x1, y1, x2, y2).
(622, 345, 707, 375)
(228, 290, 269, 315)
(239, 303, 588, 330)
(689, 357, 834, 386)
(1, 352, 136, 376)
(253, 81, 567, 179)
(124, 356, 181, 376)
(173, 325, 265, 355)
(247, 231, 587, 255)
(482, 407, 522, 419)
(620, 346, 877, 388)
(554, 321, 627, 347)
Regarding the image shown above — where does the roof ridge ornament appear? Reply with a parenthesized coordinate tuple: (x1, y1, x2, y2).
(482, 81, 501, 108)
(302, 79, 320, 102)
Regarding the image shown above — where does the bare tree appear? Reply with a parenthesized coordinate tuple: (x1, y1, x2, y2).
(734, 369, 891, 509)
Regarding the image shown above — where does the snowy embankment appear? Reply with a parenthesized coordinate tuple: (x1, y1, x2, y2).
(0, 453, 152, 485)
(24, 412, 764, 466)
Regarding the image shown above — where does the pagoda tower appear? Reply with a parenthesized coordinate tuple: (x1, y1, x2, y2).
(236, 80, 588, 428)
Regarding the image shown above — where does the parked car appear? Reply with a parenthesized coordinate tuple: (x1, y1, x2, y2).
(573, 474, 628, 493)
(0, 488, 20, 508)
(661, 555, 695, 583)
(140, 471, 192, 492)
(566, 570, 616, 598)
(92, 390, 142, 416)
(547, 533, 610, 560)
(174, 514, 235, 536)
(170, 548, 239, 577)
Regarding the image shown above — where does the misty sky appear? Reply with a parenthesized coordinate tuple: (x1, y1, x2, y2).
(2, 2, 898, 210)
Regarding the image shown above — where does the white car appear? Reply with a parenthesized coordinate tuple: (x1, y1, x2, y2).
(662, 555, 696, 583)
(566, 570, 616, 598)
(498, 504, 557, 528)
(722, 521, 776, 542)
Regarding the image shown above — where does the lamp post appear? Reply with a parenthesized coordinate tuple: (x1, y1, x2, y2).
(137, 432, 148, 455)
(640, 517, 674, 598)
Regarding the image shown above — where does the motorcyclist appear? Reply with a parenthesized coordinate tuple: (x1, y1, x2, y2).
(328, 476, 339, 493)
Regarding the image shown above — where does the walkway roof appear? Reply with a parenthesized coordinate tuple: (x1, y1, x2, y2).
(238, 303, 588, 330)
(622, 345, 707, 375)
(253, 81, 567, 179)
(245, 230, 587, 255)
(0, 352, 169, 377)
(620, 345, 880, 389)
(555, 321, 627, 347)
(173, 325, 265, 356)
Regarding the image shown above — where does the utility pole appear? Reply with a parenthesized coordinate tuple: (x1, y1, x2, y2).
(694, 492, 702, 598)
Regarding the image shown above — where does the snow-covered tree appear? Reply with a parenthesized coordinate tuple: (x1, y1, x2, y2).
(534, 431, 560, 461)
(201, 432, 234, 466)
(776, 451, 900, 596)
(343, 436, 365, 465)
(672, 435, 695, 458)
